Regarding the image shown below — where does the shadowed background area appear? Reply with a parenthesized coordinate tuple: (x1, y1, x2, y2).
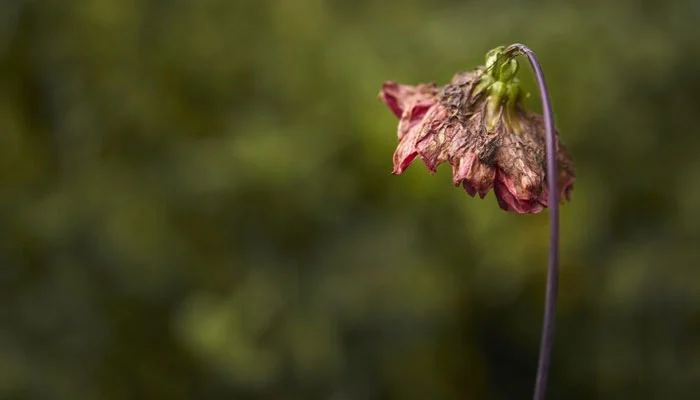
(1, 0, 700, 399)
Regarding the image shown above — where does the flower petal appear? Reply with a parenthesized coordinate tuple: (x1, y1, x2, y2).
(391, 100, 441, 174)
(380, 81, 439, 119)
(494, 171, 546, 214)
(518, 112, 576, 204)
(414, 105, 453, 173)
(392, 138, 419, 175)
(452, 152, 495, 198)
(496, 126, 545, 201)
(397, 99, 435, 140)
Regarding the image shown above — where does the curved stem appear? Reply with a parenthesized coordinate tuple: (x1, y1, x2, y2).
(506, 43, 560, 400)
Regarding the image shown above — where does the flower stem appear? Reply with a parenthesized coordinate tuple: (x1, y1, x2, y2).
(505, 43, 560, 400)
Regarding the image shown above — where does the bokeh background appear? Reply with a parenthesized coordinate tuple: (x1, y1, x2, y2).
(2, 0, 700, 399)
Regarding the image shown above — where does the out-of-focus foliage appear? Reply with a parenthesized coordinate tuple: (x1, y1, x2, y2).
(1, 0, 700, 399)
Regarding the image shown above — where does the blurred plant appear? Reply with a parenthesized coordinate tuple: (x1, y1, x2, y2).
(379, 44, 573, 400)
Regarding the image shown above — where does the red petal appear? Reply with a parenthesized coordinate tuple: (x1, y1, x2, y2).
(451, 152, 496, 198)
(415, 105, 452, 173)
(392, 142, 419, 175)
(494, 171, 545, 214)
(380, 81, 439, 119)
(392, 100, 441, 174)
(380, 82, 404, 118)
(397, 100, 434, 140)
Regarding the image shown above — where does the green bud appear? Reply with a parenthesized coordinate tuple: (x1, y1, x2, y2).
(504, 82, 523, 134)
(484, 46, 506, 79)
(486, 81, 507, 131)
(473, 74, 494, 97)
(499, 59, 519, 83)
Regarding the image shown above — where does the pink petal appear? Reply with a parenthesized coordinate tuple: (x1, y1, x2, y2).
(380, 81, 439, 119)
(452, 152, 495, 198)
(391, 101, 441, 174)
(380, 82, 405, 118)
(494, 171, 546, 214)
(397, 100, 435, 140)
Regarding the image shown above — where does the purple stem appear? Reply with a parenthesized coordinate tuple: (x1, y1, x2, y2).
(506, 43, 560, 400)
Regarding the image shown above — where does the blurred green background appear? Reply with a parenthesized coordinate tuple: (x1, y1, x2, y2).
(2, 0, 700, 399)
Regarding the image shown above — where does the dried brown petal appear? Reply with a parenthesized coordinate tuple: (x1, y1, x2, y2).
(451, 151, 496, 198)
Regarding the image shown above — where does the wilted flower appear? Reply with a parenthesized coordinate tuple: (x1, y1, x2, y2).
(379, 47, 575, 214)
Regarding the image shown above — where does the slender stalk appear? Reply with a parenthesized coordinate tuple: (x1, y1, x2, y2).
(506, 43, 560, 400)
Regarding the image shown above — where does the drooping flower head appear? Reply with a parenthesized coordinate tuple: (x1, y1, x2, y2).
(379, 46, 575, 214)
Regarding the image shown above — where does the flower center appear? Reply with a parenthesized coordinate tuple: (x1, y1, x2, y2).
(473, 46, 527, 134)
